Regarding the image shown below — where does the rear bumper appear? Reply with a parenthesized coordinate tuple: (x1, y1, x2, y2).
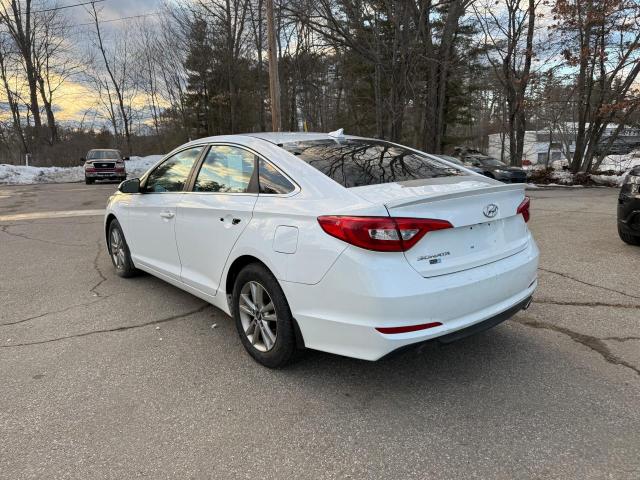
(380, 295, 532, 359)
(282, 237, 539, 361)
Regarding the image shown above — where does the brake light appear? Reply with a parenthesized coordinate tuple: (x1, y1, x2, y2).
(317, 216, 452, 252)
(517, 197, 530, 223)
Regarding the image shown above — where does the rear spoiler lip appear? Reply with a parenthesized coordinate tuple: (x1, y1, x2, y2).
(383, 183, 526, 210)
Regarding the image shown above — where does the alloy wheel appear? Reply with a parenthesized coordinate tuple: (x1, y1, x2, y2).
(239, 281, 278, 352)
(110, 228, 126, 270)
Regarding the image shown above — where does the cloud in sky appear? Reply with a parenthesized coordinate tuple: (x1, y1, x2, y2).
(67, 0, 162, 23)
(46, 0, 165, 126)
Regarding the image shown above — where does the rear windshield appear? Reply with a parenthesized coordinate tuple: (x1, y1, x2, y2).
(88, 150, 120, 160)
(280, 139, 463, 187)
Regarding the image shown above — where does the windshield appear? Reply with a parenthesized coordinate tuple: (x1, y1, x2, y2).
(87, 150, 120, 160)
(281, 139, 464, 188)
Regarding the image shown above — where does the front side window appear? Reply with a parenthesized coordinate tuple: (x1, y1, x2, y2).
(280, 139, 463, 188)
(145, 146, 203, 193)
(193, 145, 255, 193)
(258, 158, 295, 194)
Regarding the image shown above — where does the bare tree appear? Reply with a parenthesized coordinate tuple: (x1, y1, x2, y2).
(474, 0, 540, 166)
(87, 3, 136, 154)
(32, 6, 78, 144)
(552, 0, 640, 172)
(0, 33, 28, 154)
(0, 0, 42, 128)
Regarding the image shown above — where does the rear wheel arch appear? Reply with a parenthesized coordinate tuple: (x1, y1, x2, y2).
(225, 255, 305, 349)
(225, 255, 270, 298)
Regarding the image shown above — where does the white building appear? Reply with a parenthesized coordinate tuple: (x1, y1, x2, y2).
(487, 124, 640, 166)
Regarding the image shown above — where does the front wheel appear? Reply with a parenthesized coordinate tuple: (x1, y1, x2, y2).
(107, 219, 138, 277)
(618, 226, 640, 246)
(85, 177, 94, 185)
(232, 263, 297, 368)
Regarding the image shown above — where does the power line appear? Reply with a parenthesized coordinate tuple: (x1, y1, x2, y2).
(32, 0, 106, 14)
(74, 11, 161, 27)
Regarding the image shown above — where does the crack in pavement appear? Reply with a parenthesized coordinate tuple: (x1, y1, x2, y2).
(0, 297, 109, 327)
(516, 319, 640, 377)
(0, 224, 89, 248)
(90, 241, 108, 297)
(0, 304, 211, 349)
(539, 267, 640, 301)
(603, 336, 640, 343)
(534, 298, 640, 310)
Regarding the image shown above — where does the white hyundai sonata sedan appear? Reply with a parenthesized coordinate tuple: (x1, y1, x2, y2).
(104, 132, 538, 367)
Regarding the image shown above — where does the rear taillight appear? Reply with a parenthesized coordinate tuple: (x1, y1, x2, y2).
(517, 197, 530, 223)
(317, 216, 452, 252)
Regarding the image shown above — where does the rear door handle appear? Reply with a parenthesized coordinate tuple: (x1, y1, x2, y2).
(160, 211, 175, 219)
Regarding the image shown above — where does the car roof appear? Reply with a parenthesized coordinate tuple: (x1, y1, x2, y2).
(88, 149, 120, 152)
(186, 132, 365, 148)
(243, 132, 345, 144)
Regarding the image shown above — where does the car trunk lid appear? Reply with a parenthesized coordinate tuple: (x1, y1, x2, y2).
(351, 177, 529, 277)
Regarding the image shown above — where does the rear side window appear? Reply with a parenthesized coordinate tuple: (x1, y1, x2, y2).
(193, 145, 255, 193)
(281, 139, 463, 188)
(145, 146, 203, 192)
(258, 158, 295, 194)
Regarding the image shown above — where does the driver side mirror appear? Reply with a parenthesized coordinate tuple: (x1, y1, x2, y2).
(119, 178, 140, 194)
(123, 156, 130, 161)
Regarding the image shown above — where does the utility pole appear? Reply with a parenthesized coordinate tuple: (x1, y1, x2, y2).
(265, 0, 281, 131)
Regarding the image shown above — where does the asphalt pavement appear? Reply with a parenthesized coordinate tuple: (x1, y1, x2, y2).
(1, 183, 638, 479)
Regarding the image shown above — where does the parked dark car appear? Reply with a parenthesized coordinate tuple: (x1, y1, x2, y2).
(435, 154, 485, 175)
(82, 149, 128, 184)
(618, 166, 640, 245)
(460, 154, 528, 183)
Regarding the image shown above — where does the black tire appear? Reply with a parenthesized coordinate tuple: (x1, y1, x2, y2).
(618, 226, 640, 246)
(85, 177, 94, 185)
(232, 263, 297, 368)
(107, 219, 138, 278)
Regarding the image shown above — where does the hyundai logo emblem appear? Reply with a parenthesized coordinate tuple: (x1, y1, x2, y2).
(483, 203, 499, 218)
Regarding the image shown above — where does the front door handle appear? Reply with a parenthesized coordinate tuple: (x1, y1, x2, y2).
(232, 218, 241, 225)
(160, 211, 175, 219)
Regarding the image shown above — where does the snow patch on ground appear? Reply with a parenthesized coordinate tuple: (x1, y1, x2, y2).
(126, 155, 163, 177)
(527, 149, 640, 187)
(0, 155, 163, 185)
(599, 153, 640, 173)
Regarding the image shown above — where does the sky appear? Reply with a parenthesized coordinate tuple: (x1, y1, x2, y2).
(68, 0, 161, 23)
(45, 0, 165, 126)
